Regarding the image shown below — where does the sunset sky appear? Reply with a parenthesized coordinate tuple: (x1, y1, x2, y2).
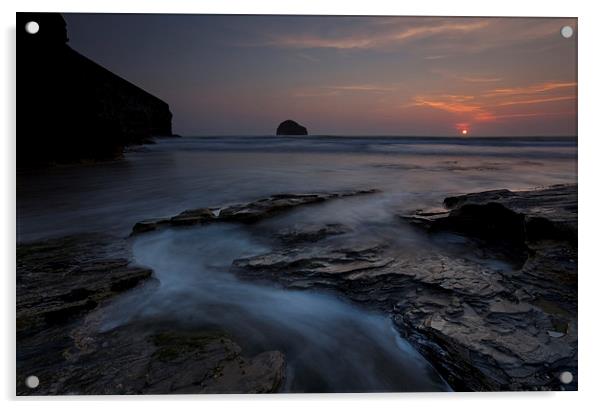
(64, 14, 577, 136)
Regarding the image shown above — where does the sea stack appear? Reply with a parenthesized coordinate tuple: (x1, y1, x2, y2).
(276, 120, 308, 135)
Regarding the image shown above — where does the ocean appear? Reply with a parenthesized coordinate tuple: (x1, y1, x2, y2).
(16, 135, 577, 392)
(17, 135, 577, 243)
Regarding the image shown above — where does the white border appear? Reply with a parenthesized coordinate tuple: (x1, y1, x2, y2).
(2, 1, 601, 408)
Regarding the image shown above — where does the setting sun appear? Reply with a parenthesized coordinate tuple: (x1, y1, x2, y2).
(461, 129, 468, 135)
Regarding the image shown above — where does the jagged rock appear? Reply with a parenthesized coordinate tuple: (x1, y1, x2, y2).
(217, 192, 374, 223)
(131, 189, 379, 235)
(231, 184, 578, 391)
(276, 120, 308, 136)
(405, 184, 577, 244)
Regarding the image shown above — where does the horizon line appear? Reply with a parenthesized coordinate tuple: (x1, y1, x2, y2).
(169, 134, 578, 139)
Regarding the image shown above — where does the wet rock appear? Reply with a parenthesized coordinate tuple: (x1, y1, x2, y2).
(407, 186, 577, 390)
(131, 218, 170, 234)
(217, 191, 376, 223)
(170, 208, 216, 226)
(17, 234, 153, 335)
(440, 184, 576, 243)
(403, 184, 576, 244)
(232, 184, 578, 391)
(19, 185, 576, 393)
(131, 189, 379, 235)
(276, 223, 350, 244)
(233, 243, 395, 289)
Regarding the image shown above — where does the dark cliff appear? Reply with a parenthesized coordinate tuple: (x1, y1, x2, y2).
(17, 12, 173, 166)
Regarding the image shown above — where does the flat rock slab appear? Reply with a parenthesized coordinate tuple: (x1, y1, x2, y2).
(132, 190, 379, 235)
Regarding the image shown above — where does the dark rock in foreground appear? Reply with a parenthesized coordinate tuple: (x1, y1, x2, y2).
(17, 234, 153, 335)
(16, 234, 285, 395)
(232, 184, 577, 391)
(408, 184, 577, 244)
(18, 190, 381, 394)
(276, 120, 308, 135)
(17, 185, 577, 393)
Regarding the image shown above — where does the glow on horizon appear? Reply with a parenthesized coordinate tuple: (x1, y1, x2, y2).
(64, 15, 578, 137)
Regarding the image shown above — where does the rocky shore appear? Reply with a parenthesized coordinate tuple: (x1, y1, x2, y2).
(17, 184, 577, 393)
(17, 190, 376, 395)
(131, 189, 378, 235)
(231, 184, 578, 391)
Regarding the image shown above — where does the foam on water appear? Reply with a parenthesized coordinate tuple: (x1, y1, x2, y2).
(99, 225, 450, 392)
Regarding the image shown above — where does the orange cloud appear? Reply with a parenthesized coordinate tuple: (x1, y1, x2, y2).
(474, 112, 497, 122)
(432, 69, 503, 83)
(491, 111, 574, 119)
(411, 96, 483, 114)
(407, 78, 576, 126)
(497, 95, 576, 106)
(440, 94, 475, 102)
(486, 81, 576, 97)
(409, 96, 495, 123)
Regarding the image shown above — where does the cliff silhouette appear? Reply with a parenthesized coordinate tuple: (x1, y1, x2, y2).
(17, 12, 173, 166)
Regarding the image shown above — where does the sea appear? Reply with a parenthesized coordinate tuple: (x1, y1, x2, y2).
(16, 135, 577, 392)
